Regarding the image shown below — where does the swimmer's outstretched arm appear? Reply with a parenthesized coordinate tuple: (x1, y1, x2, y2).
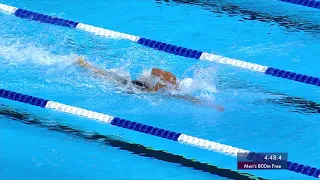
(76, 57, 128, 84)
(168, 94, 225, 112)
(76, 57, 108, 75)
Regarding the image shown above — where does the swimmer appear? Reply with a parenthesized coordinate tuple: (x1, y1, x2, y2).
(75, 57, 224, 111)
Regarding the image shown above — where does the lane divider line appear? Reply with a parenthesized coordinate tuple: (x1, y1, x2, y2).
(0, 3, 319, 88)
(0, 88, 319, 178)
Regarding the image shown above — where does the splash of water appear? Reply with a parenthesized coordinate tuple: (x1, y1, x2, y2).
(176, 65, 218, 101)
(0, 40, 77, 66)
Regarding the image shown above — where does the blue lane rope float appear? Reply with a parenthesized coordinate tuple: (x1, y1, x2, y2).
(13, 8, 78, 28)
(0, 88, 319, 178)
(280, 0, 320, 9)
(0, 3, 319, 88)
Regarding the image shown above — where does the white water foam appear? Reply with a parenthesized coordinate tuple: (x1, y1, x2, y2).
(178, 65, 218, 101)
(0, 40, 77, 66)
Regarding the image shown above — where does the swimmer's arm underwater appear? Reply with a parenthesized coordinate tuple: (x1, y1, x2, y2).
(168, 94, 225, 112)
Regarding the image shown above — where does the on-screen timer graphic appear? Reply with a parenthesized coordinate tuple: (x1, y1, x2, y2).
(237, 152, 288, 170)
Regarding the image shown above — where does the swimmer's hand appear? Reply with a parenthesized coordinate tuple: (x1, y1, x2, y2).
(191, 97, 225, 112)
(76, 57, 89, 67)
(189, 97, 225, 112)
(212, 104, 225, 112)
(168, 94, 225, 112)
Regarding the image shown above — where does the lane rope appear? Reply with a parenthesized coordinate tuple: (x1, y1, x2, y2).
(0, 3, 319, 88)
(0, 88, 319, 178)
(1, 106, 267, 180)
(280, 0, 320, 9)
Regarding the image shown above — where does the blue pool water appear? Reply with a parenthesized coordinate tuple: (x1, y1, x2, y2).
(0, 0, 320, 179)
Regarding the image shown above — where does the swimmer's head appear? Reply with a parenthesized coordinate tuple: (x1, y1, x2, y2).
(151, 68, 176, 85)
(137, 68, 177, 91)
